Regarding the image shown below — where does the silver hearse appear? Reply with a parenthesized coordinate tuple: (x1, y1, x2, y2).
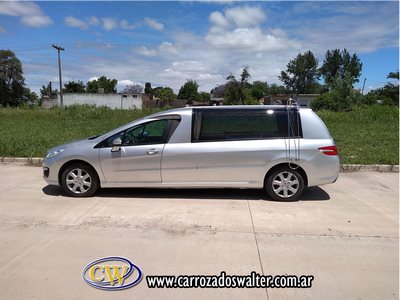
(43, 106, 339, 201)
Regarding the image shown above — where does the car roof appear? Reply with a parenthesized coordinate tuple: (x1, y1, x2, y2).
(148, 105, 308, 117)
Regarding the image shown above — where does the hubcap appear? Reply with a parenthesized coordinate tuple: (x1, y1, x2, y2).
(272, 171, 299, 198)
(66, 168, 91, 194)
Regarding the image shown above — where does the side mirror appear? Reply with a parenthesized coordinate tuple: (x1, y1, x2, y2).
(111, 138, 122, 152)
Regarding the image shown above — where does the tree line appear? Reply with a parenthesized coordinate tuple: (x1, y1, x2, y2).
(0, 48, 398, 110)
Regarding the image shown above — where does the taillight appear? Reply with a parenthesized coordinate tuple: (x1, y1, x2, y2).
(318, 145, 339, 156)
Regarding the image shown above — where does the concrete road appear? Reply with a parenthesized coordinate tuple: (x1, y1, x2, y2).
(0, 164, 398, 299)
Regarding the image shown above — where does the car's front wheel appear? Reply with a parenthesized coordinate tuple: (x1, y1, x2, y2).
(265, 166, 304, 201)
(61, 163, 99, 197)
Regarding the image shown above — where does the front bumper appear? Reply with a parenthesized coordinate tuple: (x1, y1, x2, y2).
(42, 157, 60, 185)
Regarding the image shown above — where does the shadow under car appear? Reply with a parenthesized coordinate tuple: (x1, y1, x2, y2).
(42, 185, 330, 202)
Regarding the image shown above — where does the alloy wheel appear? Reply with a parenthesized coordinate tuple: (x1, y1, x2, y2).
(65, 168, 92, 194)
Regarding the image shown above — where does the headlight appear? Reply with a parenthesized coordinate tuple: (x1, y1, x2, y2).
(46, 149, 64, 158)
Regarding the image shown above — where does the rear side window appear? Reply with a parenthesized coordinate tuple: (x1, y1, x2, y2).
(192, 109, 301, 142)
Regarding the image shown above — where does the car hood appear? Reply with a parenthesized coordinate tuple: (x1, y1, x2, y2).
(47, 137, 99, 152)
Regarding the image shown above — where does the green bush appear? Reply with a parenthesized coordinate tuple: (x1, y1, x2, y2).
(311, 89, 364, 111)
(311, 91, 342, 111)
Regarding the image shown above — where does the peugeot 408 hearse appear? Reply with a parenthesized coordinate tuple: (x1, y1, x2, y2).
(43, 106, 339, 201)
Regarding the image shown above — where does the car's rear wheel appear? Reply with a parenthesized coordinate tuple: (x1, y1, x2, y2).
(265, 166, 304, 201)
(61, 163, 99, 197)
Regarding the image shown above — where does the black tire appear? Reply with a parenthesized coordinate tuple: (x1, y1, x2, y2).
(265, 166, 304, 201)
(61, 163, 99, 197)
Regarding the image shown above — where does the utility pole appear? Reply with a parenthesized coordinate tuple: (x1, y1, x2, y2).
(361, 78, 367, 95)
(52, 44, 65, 106)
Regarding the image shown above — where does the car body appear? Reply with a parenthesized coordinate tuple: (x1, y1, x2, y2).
(43, 105, 339, 200)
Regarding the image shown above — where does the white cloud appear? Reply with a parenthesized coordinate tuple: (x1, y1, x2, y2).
(206, 27, 300, 51)
(209, 11, 229, 28)
(206, 6, 300, 52)
(102, 18, 117, 31)
(65, 15, 135, 31)
(224, 6, 266, 27)
(65, 16, 88, 29)
(160, 61, 224, 91)
(136, 46, 158, 57)
(209, 6, 266, 29)
(117, 79, 133, 91)
(295, 14, 398, 54)
(117, 80, 144, 91)
(88, 77, 99, 82)
(88, 16, 100, 26)
(62, 14, 166, 34)
(144, 18, 164, 31)
(135, 42, 181, 57)
(287, 1, 398, 54)
(159, 42, 181, 55)
(64, 16, 101, 30)
(119, 79, 134, 86)
(120, 19, 136, 30)
(21, 15, 53, 28)
(0, 1, 53, 27)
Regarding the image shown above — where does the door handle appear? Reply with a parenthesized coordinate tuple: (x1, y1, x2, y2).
(146, 149, 159, 155)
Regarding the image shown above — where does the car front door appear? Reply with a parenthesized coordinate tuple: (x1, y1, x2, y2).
(99, 119, 169, 186)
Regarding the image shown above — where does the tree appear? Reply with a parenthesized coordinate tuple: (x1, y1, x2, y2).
(63, 80, 86, 93)
(224, 74, 242, 105)
(311, 72, 363, 111)
(279, 50, 320, 95)
(365, 70, 399, 106)
(145, 82, 152, 93)
(239, 66, 251, 104)
(153, 86, 176, 101)
(240, 66, 251, 87)
(23, 87, 40, 106)
(223, 67, 253, 105)
(177, 79, 200, 104)
(86, 76, 117, 93)
(144, 82, 153, 99)
(122, 84, 143, 94)
(199, 91, 210, 102)
(320, 49, 362, 86)
(40, 82, 58, 98)
(268, 83, 290, 95)
(387, 71, 399, 80)
(0, 50, 25, 106)
(251, 81, 268, 100)
(40, 85, 50, 98)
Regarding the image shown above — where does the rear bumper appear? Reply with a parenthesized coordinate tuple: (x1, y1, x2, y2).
(304, 155, 340, 187)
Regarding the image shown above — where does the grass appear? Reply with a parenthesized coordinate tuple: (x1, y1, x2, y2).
(0, 105, 167, 158)
(318, 105, 399, 165)
(0, 104, 398, 165)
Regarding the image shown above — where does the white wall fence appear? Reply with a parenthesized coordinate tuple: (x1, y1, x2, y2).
(43, 93, 143, 109)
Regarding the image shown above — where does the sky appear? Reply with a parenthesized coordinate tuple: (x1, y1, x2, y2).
(0, 1, 398, 94)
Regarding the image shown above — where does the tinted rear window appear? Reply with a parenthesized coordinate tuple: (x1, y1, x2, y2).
(192, 109, 301, 142)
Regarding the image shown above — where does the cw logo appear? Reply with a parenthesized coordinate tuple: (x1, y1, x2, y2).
(89, 264, 129, 286)
(82, 257, 142, 290)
